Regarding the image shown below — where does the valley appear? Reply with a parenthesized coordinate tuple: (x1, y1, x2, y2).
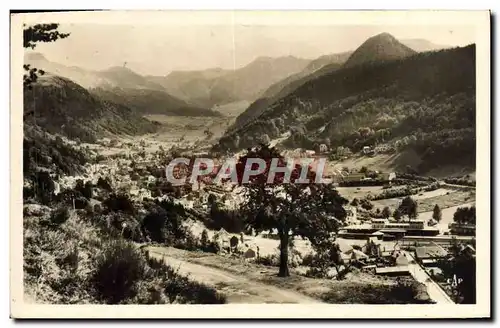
(21, 22, 478, 308)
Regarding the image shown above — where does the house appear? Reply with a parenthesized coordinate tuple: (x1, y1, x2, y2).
(362, 146, 376, 156)
(380, 172, 396, 181)
(318, 144, 328, 153)
(415, 243, 449, 266)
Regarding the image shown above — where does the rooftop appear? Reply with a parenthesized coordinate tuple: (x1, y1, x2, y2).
(415, 244, 449, 259)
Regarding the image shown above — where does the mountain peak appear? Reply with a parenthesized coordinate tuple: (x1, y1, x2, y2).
(343, 32, 416, 68)
(103, 66, 138, 75)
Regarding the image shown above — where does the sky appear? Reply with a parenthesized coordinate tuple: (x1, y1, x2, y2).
(27, 21, 476, 76)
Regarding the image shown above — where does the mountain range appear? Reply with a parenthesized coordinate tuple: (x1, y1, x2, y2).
(146, 56, 311, 108)
(215, 33, 475, 174)
(23, 32, 469, 174)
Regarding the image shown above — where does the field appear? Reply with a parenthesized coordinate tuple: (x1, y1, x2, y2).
(337, 186, 385, 200)
(418, 203, 476, 234)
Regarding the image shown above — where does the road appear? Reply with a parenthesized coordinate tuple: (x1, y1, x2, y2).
(147, 249, 323, 304)
(403, 251, 454, 304)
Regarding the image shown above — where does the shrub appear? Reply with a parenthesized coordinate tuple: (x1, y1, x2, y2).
(103, 193, 136, 214)
(255, 254, 280, 267)
(97, 177, 113, 192)
(301, 252, 315, 267)
(360, 198, 373, 210)
(48, 207, 71, 228)
(91, 240, 147, 304)
(145, 256, 226, 304)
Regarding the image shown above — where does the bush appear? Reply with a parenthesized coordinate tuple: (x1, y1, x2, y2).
(91, 240, 147, 304)
(48, 207, 71, 228)
(97, 177, 113, 192)
(444, 177, 475, 186)
(255, 254, 280, 267)
(360, 198, 373, 210)
(301, 252, 315, 266)
(145, 256, 226, 304)
(103, 193, 136, 214)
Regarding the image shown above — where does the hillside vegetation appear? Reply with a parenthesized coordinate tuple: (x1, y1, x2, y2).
(90, 87, 221, 117)
(24, 75, 159, 143)
(216, 44, 475, 173)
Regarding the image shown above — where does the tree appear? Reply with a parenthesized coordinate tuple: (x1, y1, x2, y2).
(23, 23, 70, 89)
(382, 206, 391, 219)
(398, 196, 418, 220)
(393, 208, 402, 221)
(453, 206, 475, 225)
(432, 204, 442, 222)
(237, 144, 348, 277)
(200, 229, 209, 249)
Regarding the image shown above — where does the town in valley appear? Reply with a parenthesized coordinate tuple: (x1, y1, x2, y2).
(19, 13, 480, 309)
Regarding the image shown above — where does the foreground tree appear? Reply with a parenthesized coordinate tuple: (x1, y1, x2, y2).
(237, 144, 348, 277)
(23, 23, 70, 89)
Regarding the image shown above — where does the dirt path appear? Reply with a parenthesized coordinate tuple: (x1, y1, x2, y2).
(147, 249, 323, 304)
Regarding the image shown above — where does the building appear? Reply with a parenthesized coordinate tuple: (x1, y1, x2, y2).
(339, 218, 439, 239)
(380, 172, 397, 181)
(362, 146, 375, 156)
(341, 173, 366, 183)
(415, 243, 449, 266)
(449, 222, 476, 236)
(318, 144, 329, 153)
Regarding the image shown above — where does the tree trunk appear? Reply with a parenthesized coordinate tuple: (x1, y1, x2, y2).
(278, 231, 290, 277)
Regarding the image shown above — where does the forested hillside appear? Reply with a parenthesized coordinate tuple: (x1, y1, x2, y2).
(215, 45, 476, 173)
(24, 75, 159, 143)
(90, 87, 222, 117)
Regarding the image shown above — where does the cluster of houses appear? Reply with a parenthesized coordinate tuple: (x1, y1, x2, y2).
(343, 236, 459, 279)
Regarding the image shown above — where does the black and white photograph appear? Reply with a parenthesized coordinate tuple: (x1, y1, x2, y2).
(10, 10, 491, 319)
